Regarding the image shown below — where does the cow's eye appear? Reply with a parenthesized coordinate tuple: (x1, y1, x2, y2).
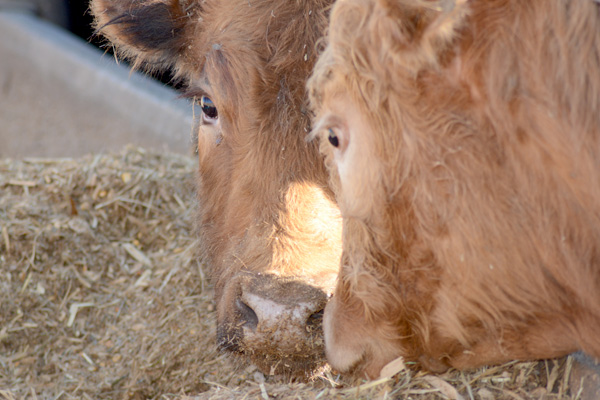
(327, 128, 339, 148)
(201, 96, 218, 121)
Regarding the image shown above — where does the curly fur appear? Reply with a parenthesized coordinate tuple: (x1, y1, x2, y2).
(310, 0, 600, 377)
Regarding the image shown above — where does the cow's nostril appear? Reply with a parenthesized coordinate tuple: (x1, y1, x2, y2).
(306, 309, 324, 334)
(217, 331, 241, 352)
(235, 298, 259, 330)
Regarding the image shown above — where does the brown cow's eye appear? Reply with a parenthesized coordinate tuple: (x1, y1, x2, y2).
(201, 96, 218, 120)
(327, 128, 339, 148)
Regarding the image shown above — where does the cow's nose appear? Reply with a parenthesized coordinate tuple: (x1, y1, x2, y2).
(216, 272, 334, 376)
(230, 276, 329, 357)
(236, 290, 325, 337)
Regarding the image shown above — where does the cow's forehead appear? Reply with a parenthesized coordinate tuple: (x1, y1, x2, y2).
(192, 0, 309, 47)
(194, 0, 325, 67)
(180, 0, 328, 133)
(181, 1, 314, 82)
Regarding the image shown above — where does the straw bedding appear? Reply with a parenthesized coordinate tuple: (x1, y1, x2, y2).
(0, 146, 580, 399)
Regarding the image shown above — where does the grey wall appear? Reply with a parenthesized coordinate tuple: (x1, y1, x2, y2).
(0, 9, 196, 158)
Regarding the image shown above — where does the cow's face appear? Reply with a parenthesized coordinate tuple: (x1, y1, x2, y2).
(308, 0, 468, 378)
(309, 78, 408, 379)
(92, 0, 342, 377)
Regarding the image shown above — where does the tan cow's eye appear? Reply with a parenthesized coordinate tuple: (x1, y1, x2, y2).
(201, 96, 218, 121)
(327, 128, 339, 148)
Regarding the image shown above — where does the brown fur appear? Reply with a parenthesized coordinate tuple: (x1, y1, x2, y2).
(309, 0, 600, 378)
(91, 0, 342, 376)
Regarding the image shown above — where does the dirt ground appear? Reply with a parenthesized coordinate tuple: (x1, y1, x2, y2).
(0, 146, 585, 399)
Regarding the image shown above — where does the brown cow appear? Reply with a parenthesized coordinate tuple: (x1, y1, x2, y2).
(309, 0, 600, 379)
(91, 0, 341, 377)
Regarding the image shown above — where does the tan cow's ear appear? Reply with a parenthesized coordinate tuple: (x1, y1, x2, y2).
(91, 0, 194, 69)
(376, 0, 469, 70)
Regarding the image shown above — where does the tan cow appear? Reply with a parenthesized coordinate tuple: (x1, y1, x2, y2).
(91, 0, 341, 377)
(309, 0, 600, 379)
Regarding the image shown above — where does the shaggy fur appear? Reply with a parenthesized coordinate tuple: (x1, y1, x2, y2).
(309, 0, 600, 378)
(91, 0, 342, 376)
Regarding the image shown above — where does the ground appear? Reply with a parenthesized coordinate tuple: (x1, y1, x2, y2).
(0, 146, 582, 399)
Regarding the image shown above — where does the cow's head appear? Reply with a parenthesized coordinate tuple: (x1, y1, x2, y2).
(92, 0, 342, 377)
(310, 0, 600, 379)
(308, 0, 471, 377)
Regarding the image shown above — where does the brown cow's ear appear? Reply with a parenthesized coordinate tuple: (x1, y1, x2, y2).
(379, 0, 469, 41)
(91, 0, 194, 69)
(376, 0, 469, 70)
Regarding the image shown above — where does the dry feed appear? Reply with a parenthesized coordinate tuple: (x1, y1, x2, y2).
(0, 146, 580, 399)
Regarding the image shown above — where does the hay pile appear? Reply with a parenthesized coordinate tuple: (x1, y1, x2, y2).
(0, 146, 580, 399)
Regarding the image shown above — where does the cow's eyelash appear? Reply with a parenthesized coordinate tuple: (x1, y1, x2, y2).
(306, 115, 343, 143)
(305, 126, 321, 143)
(180, 87, 208, 102)
(306, 122, 334, 143)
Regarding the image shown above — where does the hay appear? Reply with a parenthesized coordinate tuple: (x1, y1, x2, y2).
(0, 146, 578, 399)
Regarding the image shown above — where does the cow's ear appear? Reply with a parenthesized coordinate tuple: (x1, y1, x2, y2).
(91, 0, 193, 68)
(377, 0, 469, 69)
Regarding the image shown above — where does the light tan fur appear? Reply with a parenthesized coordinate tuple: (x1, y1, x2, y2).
(310, 0, 600, 377)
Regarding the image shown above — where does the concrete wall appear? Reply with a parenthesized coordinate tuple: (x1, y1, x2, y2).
(0, 0, 69, 27)
(0, 9, 196, 158)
